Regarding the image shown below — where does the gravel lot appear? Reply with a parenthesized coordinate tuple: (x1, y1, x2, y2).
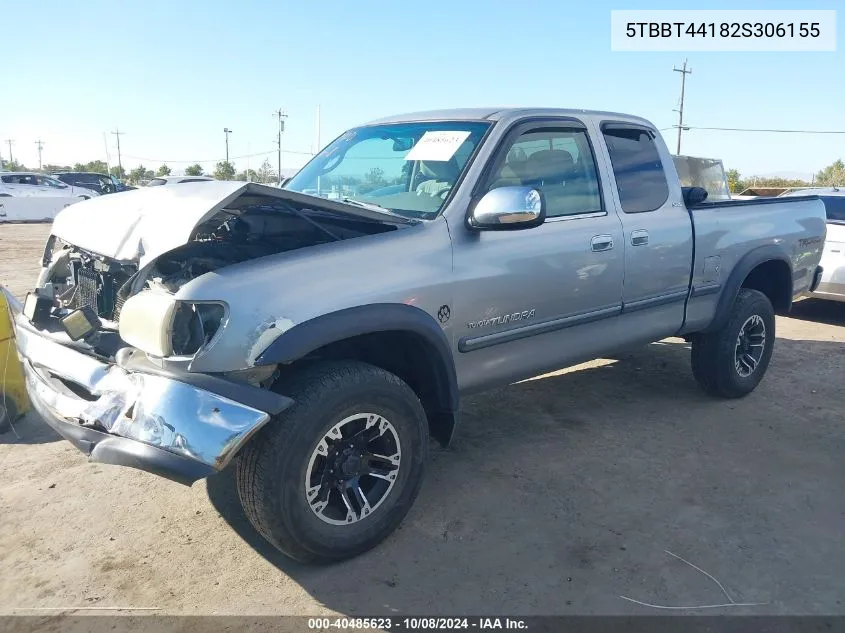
(1, 223, 844, 617)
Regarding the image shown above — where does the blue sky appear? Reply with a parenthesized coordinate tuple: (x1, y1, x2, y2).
(2, 0, 841, 178)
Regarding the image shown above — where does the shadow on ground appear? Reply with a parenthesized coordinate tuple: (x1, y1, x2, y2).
(207, 336, 845, 615)
(788, 298, 845, 326)
(0, 411, 61, 445)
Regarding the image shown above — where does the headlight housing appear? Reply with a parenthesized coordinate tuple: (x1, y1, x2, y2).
(118, 291, 226, 357)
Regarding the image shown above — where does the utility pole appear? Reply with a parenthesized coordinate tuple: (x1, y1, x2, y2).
(111, 128, 124, 174)
(315, 104, 322, 195)
(4, 139, 12, 165)
(673, 59, 692, 155)
(223, 128, 232, 163)
(273, 108, 288, 185)
(34, 140, 44, 170)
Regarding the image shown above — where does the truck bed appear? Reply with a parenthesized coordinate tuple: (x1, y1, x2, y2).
(683, 194, 827, 333)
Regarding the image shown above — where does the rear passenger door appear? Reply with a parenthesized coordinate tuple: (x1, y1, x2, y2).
(596, 123, 693, 339)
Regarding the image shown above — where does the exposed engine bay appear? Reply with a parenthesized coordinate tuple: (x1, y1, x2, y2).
(33, 194, 400, 361)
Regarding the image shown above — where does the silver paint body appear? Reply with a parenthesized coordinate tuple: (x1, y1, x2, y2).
(7, 108, 827, 475)
(179, 108, 826, 390)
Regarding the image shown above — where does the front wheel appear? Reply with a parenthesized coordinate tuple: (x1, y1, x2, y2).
(691, 288, 776, 398)
(235, 361, 428, 564)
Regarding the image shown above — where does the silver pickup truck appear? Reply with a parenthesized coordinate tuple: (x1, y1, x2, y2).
(4, 108, 826, 563)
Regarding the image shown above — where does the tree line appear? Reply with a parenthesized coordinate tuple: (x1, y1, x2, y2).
(5, 154, 841, 192)
(726, 159, 844, 193)
(1, 158, 280, 185)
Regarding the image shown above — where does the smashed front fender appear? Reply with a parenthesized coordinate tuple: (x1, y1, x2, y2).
(6, 286, 291, 484)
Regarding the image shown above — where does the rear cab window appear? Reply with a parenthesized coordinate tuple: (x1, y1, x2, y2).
(600, 125, 670, 213)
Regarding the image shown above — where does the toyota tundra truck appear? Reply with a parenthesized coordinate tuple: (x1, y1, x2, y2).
(2, 108, 826, 563)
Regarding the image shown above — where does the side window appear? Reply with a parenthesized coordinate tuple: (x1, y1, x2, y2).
(487, 128, 603, 218)
(601, 125, 669, 213)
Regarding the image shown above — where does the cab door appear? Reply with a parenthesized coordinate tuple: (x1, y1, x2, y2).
(449, 119, 625, 392)
(594, 122, 693, 341)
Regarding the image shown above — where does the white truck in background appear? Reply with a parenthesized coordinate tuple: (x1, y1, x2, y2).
(781, 188, 845, 302)
(0, 172, 98, 223)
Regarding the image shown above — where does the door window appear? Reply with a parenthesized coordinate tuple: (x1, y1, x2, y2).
(601, 125, 669, 213)
(487, 128, 603, 218)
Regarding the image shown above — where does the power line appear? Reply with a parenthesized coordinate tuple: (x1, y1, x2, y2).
(120, 147, 313, 165)
(684, 126, 845, 134)
(4, 139, 13, 164)
(672, 59, 692, 154)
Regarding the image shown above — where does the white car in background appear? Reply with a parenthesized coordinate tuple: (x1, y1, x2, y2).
(0, 172, 100, 199)
(147, 175, 214, 186)
(782, 188, 845, 302)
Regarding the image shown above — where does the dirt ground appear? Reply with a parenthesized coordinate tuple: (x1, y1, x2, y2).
(1, 223, 844, 617)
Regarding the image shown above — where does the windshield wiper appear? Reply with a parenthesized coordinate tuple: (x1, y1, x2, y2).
(341, 197, 404, 218)
(274, 201, 342, 241)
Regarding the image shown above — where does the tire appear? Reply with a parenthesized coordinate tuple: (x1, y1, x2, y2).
(691, 288, 776, 398)
(235, 360, 428, 564)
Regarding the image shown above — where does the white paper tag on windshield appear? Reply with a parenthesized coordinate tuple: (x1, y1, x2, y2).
(405, 131, 471, 162)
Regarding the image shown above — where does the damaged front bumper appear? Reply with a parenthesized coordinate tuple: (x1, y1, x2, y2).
(2, 287, 292, 485)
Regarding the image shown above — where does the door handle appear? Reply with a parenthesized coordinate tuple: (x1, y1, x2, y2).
(631, 230, 649, 246)
(590, 235, 614, 252)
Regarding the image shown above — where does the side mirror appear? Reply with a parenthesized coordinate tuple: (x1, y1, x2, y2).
(682, 186, 708, 207)
(469, 186, 545, 230)
(279, 177, 291, 188)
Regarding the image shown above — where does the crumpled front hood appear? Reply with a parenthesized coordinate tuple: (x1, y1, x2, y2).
(50, 181, 248, 266)
(50, 181, 409, 267)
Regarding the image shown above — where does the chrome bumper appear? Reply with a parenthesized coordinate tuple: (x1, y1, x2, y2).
(2, 287, 290, 485)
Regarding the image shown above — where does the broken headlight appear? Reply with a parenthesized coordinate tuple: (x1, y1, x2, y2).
(118, 291, 226, 357)
(171, 302, 226, 356)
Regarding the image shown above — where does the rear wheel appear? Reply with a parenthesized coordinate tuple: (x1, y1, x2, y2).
(691, 288, 776, 398)
(235, 361, 428, 564)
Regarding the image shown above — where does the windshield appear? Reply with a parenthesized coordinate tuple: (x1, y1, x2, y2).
(285, 121, 491, 219)
(41, 175, 68, 188)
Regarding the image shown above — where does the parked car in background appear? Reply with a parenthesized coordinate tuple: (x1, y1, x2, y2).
(0, 172, 99, 199)
(781, 187, 845, 302)
(5, 108, 826, 564)
(52, 172, 134, 195)
(147, 175, 214, 186)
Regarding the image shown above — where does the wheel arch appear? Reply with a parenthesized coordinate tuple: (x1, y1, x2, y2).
(255, 304, 460, 446)
(703, 245, 793, 334)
